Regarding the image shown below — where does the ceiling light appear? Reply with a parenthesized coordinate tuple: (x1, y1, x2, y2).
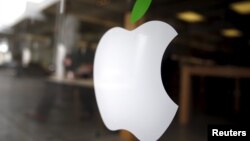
(221, 28, 242, 38)
(230, 1, 250, 14)
(97, 0, 110, 7)
(177, 11, 205, 23)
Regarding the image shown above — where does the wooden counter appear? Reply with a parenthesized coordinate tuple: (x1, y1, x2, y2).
(48, 76, 94, 88)
(179, 65, 250, 125)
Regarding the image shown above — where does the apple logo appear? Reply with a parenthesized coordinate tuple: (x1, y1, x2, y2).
(94, 21, 178, 141)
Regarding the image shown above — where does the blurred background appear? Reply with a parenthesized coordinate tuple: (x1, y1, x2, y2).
(0, 0, 249, 141)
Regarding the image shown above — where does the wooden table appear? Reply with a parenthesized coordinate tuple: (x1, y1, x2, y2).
(179, 65, 250, 125)
(48, 76, 94, 119)
(48, 76, 94, 88)
(48, 77, 136, 140)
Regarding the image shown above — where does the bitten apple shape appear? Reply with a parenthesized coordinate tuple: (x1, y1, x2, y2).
(94, 21, 178, 141)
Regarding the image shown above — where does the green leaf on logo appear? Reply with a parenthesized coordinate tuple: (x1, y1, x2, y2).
(131, 0, 152, 23)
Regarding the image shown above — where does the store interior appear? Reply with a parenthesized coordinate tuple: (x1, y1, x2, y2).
(0, 0, 249, 141)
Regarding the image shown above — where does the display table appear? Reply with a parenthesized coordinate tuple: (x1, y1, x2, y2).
(179, 65, 250, 125)
(47, 76, 94, 120)
(48, 76, 94, 88)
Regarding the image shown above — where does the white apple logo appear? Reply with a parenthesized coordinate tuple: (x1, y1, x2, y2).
(94, 21, 178, 141)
